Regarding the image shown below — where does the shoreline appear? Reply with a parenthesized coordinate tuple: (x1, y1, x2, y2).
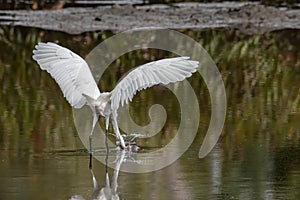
(0, 2, 299, 35)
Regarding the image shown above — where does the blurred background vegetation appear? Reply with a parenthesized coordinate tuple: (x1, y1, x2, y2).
(1, 25, 299, 157)
(1, 25, 300, 199)
(0, 0, 300, 195)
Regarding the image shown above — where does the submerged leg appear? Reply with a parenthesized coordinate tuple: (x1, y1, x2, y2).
(89, 152, 92, 169)
(111, 114, 126, 149)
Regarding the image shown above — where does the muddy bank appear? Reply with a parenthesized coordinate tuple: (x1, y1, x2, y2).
(0, 2, 299, 34)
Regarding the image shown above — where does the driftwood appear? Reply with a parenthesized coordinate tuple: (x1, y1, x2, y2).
(0, 2, 299, 34)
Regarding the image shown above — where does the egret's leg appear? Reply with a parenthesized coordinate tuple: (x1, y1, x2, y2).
(104, 118, 109, 175)
(89, 153, 92, 169)
(90, 111, 99, 154)
(111, 115, 126, 149)
(105, 116, 110, 154)
(89, 111, 98, 169)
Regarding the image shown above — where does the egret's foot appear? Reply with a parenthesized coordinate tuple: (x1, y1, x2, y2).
(127, 144, 140, 152)
(116, 140, 140, 152)
(115, 135, 126, 149)
(115, 133, 143, 150)
(116, 139, 126, 150)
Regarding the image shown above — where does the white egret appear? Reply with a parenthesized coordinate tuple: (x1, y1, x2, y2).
(32, 42, 199, 149)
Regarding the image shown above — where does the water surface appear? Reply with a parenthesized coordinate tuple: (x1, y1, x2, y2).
(0, 27, 300, 199)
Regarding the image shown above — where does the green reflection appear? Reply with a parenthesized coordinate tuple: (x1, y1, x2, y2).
(0, 26, 300, 199)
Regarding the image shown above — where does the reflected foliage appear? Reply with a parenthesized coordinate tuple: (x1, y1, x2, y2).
(0, 26, 300, 199)
(186, 29, 300, 199)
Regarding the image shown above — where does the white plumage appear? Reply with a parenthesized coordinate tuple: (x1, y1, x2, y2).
(32, 42, 199, 149)
(33, 42, 100, 108)
(110, 57, 198, 111)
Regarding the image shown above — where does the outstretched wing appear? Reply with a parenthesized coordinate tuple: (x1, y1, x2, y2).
(32, 42, 100, 108)
(110, 57, 199, 111)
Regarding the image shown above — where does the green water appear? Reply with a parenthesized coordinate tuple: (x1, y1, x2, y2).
(0, 26, 300, 199)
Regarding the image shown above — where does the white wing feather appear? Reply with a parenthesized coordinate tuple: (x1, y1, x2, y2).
(110, 57, 199, 111)
(32, 42, 100, 108)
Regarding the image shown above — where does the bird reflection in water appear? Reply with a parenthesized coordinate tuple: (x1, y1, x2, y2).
(70, 150, 126, 200)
